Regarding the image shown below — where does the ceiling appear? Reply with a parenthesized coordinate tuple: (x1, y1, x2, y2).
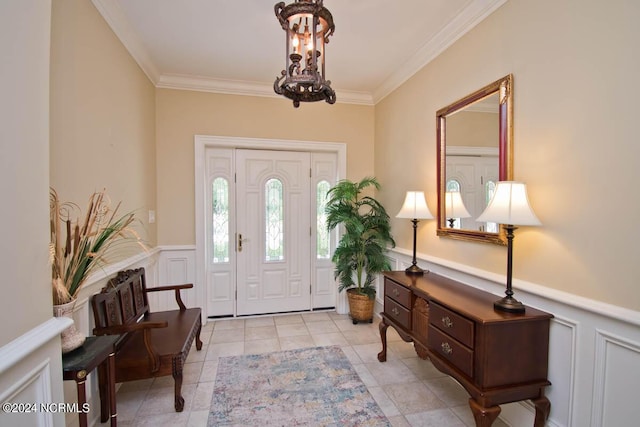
(92, 0, 506, 105)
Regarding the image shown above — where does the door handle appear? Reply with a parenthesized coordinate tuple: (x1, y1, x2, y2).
(237, 233, 243, 252)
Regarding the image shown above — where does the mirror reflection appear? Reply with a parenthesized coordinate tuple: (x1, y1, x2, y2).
(445, 92, 499, 232)
(436, 75, 513, 245)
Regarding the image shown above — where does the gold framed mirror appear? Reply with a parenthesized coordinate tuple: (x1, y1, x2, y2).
(436, 74, 513, 245)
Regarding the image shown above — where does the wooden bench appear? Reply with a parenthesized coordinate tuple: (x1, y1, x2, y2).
(91, 267, 203, 417)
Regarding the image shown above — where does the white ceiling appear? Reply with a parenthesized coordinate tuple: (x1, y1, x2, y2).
(92, 0, 506, 105)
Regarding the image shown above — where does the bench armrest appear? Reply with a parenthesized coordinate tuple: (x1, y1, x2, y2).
(146, 284, 193, 310)
(94, 320, 168, 336)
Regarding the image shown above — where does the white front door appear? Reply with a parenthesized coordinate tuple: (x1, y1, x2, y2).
(204, 147, 337, 317)
(446, 154, 498, 231)
(235, 149, 311, 315)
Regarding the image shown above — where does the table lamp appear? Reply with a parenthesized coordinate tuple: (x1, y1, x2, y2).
(396, 191, 434, 275)
(445, 191, 471, 228)
(476, 181, 541, 313)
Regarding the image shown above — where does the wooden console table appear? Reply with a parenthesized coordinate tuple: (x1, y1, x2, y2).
(62, 335, 119, 427)
(378, 271, 552, 427)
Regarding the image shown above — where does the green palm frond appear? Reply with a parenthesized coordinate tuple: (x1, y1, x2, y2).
(325, 177, 395, 298)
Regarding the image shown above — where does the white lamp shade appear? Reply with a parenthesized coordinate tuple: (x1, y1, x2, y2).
(445, 192, 471, 218)
(476, 181, 541, 226)
(396, 191, 434, 219)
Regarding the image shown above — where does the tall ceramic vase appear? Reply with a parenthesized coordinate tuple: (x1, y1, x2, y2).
(53, 300, 86, 353)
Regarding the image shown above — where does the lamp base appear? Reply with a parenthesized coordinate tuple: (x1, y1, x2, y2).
(405, 264, 426, 275)
(493, 296, 526, 313)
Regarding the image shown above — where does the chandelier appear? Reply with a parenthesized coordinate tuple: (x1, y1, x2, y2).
(274, 0, 336, 108)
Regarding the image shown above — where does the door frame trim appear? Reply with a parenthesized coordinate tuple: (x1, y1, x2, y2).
(194, 135, 347, 320)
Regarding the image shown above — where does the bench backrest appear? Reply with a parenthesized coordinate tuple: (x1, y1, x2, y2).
(92, 268, 151, 331)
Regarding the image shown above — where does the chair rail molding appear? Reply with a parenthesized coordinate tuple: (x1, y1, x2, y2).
(0, 318, 72, 427)
(0, 318, 71, 376)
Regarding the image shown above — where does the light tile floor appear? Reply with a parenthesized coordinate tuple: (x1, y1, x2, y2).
(114, 311, 509, 427)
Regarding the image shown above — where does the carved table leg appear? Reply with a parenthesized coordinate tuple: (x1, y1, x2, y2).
(532, 396, 551, 427)
(469, 398, 501, 427)
(97, 363, 108, 423)
(377, 318, 389, 362)
(173, 360, 185, 412)
(413, 341, 429, 360)
(195, 321, 203, 351)
(107, 350, 116, 427)
(75, 376, 88, 427)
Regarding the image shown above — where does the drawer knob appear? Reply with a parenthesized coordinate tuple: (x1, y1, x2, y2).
(392, 288, 400, 297)
(441, 342, 453, 355)
(391, 307, 399, 316)
(441, 316, 453, 328)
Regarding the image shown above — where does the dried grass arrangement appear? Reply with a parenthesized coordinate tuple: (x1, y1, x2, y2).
(49, 188, 145, 305)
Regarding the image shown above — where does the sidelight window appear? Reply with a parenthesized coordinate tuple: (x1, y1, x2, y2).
(212, 177, 229, 263)
(316, 180, 330, 259)
(446, 179, 461, 192)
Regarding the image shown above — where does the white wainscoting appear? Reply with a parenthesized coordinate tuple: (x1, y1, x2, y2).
(0, 318, 71, 427)
(153, 245, 200, 314)
(0, 248, 193, 427)
(590, 330, 640, 427)
(386, 248, 640, 427)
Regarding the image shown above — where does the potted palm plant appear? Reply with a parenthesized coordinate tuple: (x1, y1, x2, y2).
(325, 177, 395, 324)
(50, 188, 144, 352)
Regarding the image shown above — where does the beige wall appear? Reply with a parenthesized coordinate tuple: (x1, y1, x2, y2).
(155, 89, 374, 245)
(50, 0, 157, 247)
(43, 0, 640, 314)
(375, 0, 640, 311)
(447, 111, 498, 148)
(0, 1, 52, 345)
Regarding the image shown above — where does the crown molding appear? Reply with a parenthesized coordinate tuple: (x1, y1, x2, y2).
(372, 0, 508, 104)
(93, 0, 505, 106)
(157, 73, 374, 105)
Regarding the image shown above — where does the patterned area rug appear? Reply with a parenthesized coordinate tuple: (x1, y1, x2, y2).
(209, 346, 390, 426)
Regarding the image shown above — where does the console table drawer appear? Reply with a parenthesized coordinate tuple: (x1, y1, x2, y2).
(428, 324, 474, 378)
(429, 302, 474, 348)
(384, 296, 411, 330)
(384, 278, 412, 308)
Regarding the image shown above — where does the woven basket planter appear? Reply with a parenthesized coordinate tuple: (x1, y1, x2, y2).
(347, 288, 375, 324)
